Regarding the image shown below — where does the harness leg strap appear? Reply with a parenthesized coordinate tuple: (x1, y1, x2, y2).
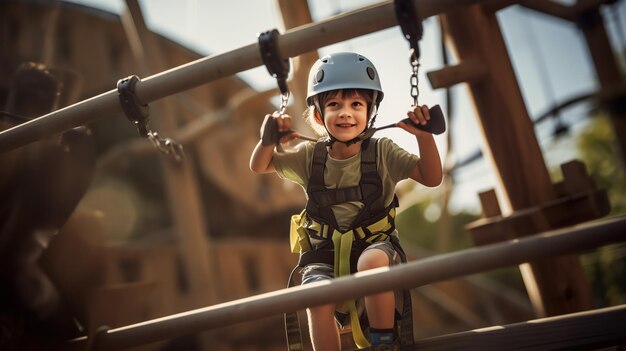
(285, 266, 305, 351)
(333, 230, 371, 349)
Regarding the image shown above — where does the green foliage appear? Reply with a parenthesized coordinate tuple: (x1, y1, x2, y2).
(576, 114, 626, 306)
(576, 115, 626, 214)
(396, 200, 527, 292)
(396, 201, 476, 254)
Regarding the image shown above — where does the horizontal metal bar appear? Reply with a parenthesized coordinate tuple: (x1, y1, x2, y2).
(0, 0, 484, 153)
(70, 216, 626, 350)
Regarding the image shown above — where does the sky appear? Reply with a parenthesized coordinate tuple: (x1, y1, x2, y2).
(65, 0, 626, 215)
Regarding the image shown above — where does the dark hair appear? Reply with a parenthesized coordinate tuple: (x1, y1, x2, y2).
(316, 89, 374, 115)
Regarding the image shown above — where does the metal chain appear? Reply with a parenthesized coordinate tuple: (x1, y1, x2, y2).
(147, 130, 184, 162)
(409, 48, 420, 106)
(279, 91, 290, 115)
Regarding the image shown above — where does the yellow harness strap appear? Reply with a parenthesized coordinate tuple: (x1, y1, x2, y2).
(290, 210, 311, 253)
(290, 209, 396, 349)
(332, 229, 370, 349)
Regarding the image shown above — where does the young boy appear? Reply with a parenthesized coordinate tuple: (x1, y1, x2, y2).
(250, 52, 442, 351)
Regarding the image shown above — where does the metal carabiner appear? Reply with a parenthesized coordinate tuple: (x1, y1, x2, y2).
(117, 75, 184, 161)
(148, 131, 184, 162)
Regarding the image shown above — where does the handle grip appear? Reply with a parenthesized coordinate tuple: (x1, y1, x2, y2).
(400, 104, 446, 135)
(260, 114, 281, 146)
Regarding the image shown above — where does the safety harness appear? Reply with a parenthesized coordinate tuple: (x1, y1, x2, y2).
(285, 138, 415, 350)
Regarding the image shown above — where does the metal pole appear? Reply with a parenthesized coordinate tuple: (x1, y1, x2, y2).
(69, 216, 626, 350)
(0, 0, 484, 153)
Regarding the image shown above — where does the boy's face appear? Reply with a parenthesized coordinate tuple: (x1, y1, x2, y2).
(318, 90, 369, 142)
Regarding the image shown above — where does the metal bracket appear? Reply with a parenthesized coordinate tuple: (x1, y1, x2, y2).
(394, 0, 424, 60)
(258, 29, 291, 115)
(117, 75, 149, 137)
(258, 29, 290, 96)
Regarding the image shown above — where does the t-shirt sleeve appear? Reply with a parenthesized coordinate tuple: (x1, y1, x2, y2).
(272, 141, 313, 187)
(378, 137, 420, 183)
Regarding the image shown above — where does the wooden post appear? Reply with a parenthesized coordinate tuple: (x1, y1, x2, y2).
(275, 0, 318, 134)
(441, 5, 593, 317)
(122, 0, 215, 313)
(576, 6, 626, 166)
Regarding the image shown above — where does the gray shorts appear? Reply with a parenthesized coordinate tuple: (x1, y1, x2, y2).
(301, 240, 400, 285)
(300, 240, 403, 326)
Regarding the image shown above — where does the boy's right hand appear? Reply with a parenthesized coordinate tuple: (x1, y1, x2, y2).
(260, 112, 295, 146)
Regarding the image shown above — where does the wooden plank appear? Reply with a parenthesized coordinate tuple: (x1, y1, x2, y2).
(414, 304, 626, 350)
(478, 189, 502, 218)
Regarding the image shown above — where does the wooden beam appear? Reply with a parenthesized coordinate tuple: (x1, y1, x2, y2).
(275, 0, 319, 134)
(577, 8, 626, 165)
(122, 0, 216, 313)
(443, 5, 594, 317)
(478, 189, 502, 218)
(442, 5, 556, 213)
(427, 57, 488, 89)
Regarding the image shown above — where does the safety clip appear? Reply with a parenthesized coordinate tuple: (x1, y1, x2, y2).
(258, 28, 290, 114)
(394, 0, 424, 62)
(117, 75, 150, 137)
(117, 75, 184, 161)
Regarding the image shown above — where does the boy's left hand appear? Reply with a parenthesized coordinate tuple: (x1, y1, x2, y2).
(397, 105, 430, 136)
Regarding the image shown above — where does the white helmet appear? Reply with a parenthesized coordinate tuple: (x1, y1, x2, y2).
(306, 52, 384, 108)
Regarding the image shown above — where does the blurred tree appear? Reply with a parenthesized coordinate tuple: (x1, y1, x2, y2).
(396, 198, 527, 291)
(577, 115, 626, 214)
(576, 114, 626, 306)
(396, 200, 474, 254)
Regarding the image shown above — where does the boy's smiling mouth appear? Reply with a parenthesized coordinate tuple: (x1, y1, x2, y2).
(337, 123, 356, 128)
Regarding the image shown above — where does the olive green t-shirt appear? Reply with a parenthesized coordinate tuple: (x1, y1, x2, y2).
(273, 137, 419, 231)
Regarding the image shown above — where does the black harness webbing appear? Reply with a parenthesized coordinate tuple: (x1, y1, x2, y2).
(305, 139, 383, 230)
(285, 267, 305, 351)
(284, 139, 415, 350)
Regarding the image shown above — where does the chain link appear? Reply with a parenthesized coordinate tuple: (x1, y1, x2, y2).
(279, 91, 290, 115)
(409, 48, 420, 106)
(147, 131, 184, 162)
